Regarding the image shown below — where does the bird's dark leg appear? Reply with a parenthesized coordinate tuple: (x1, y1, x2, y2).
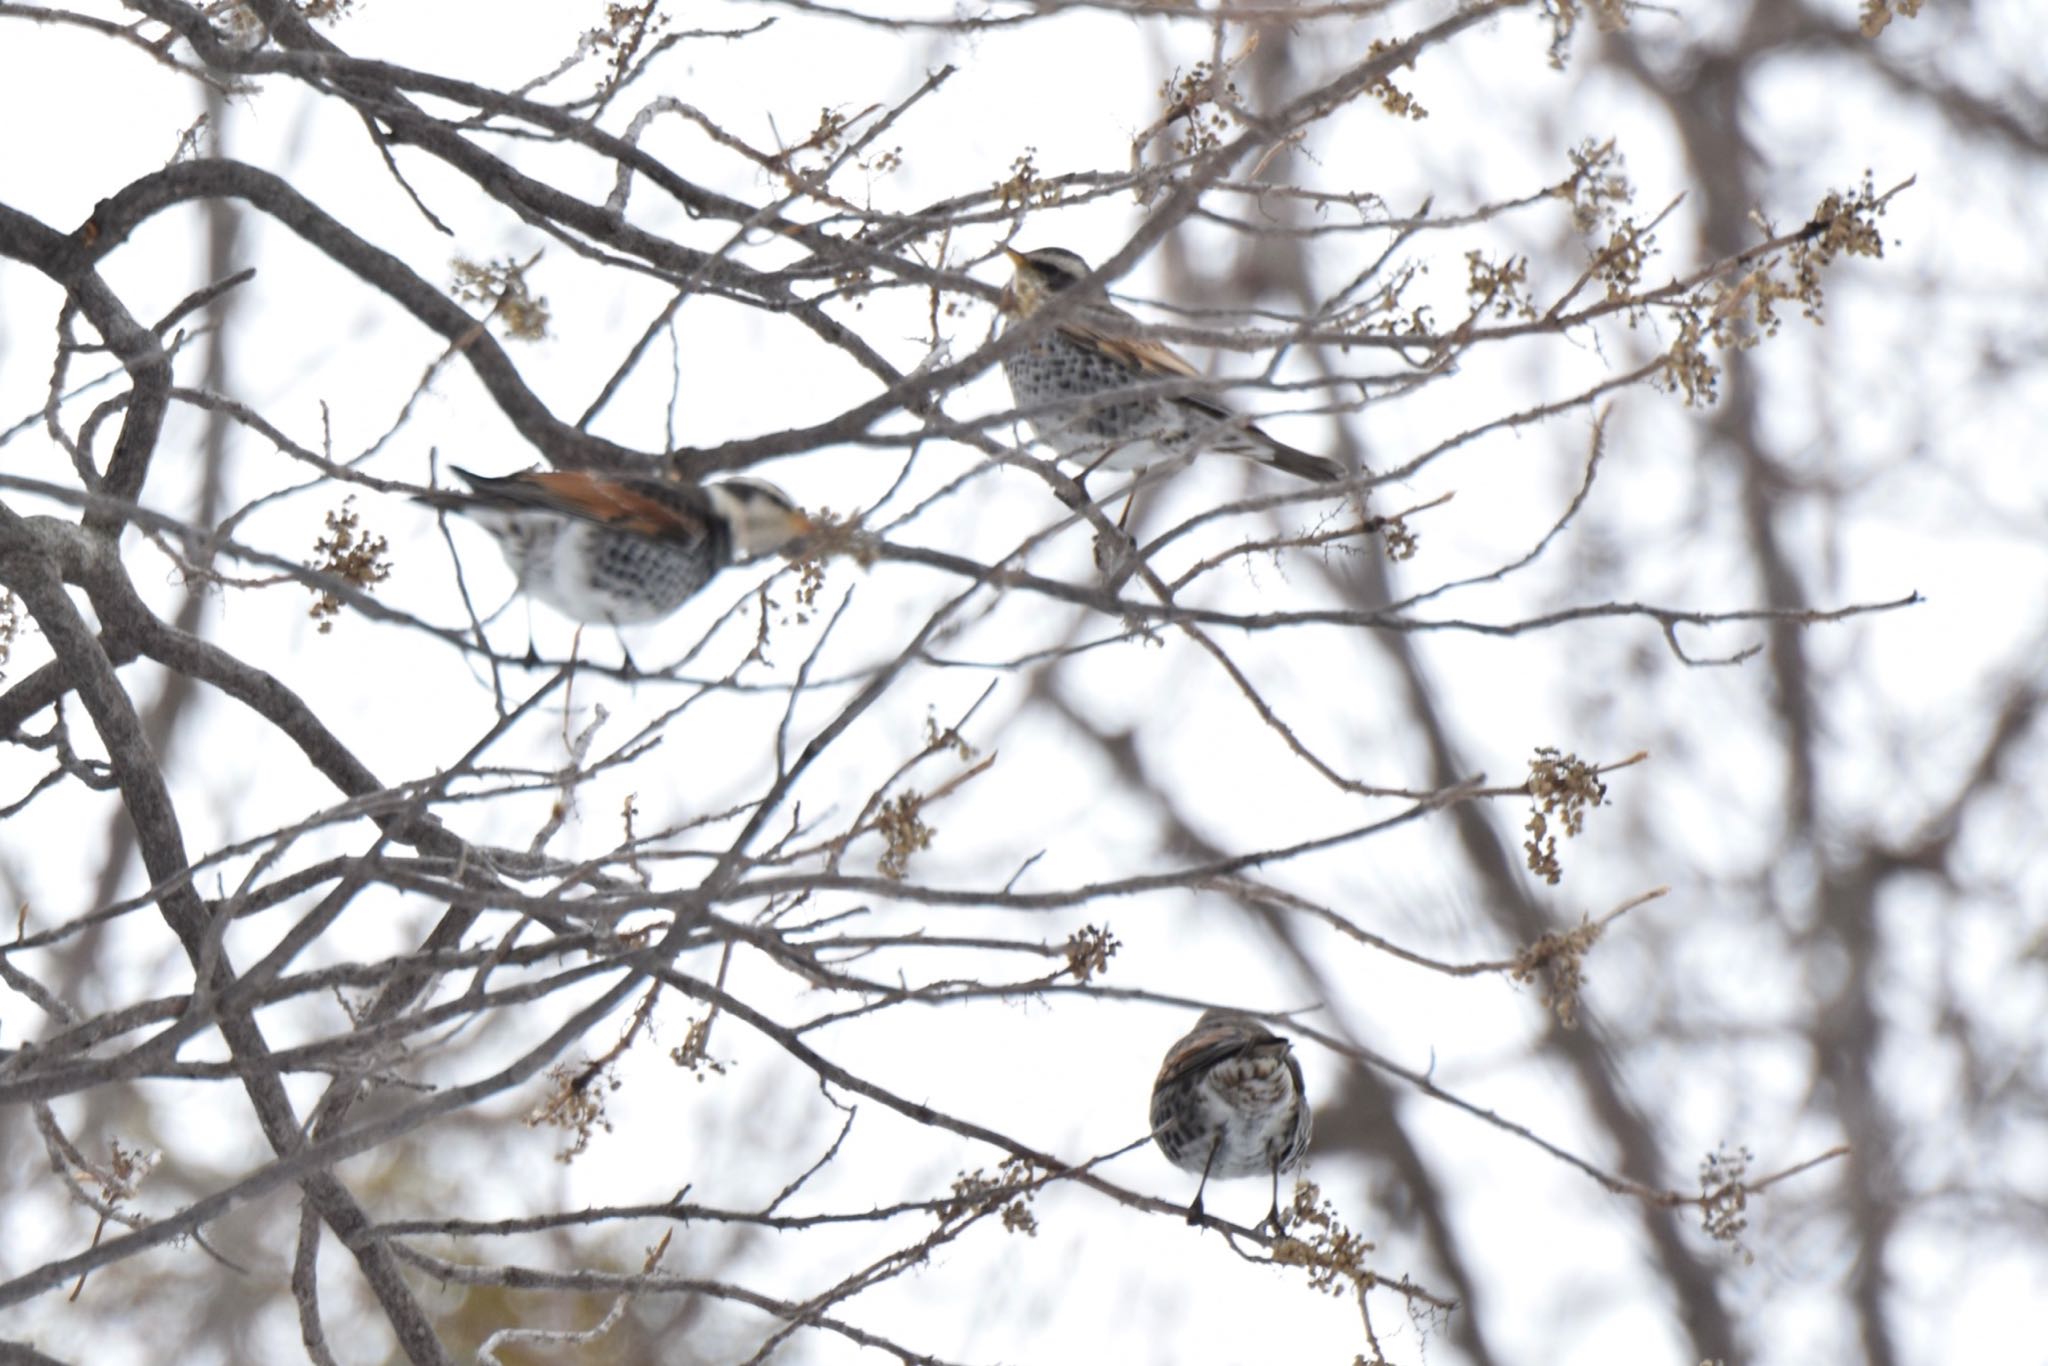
(1263, 1153, 1285, 1235)
(522, 602, 542, 667)
(1187, 1133, 1224, 1225)
(560, 627, 585, 747)
(1057, 444, 1119, 512)
(601, 619, 639, 678)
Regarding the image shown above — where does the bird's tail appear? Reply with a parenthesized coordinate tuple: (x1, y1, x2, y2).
(1182, 395, 1348, 483)
(412, 466, 504, 512)
(1251, 434, 1345, 484)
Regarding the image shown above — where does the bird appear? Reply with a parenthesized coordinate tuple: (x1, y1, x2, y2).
(997, 245, 1345, 486)
(415, 465, 811, 630)
(1149, 1008, 1313, 1231)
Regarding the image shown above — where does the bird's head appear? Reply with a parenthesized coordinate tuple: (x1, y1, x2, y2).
(1191, 1008, 1285, 1044)
(706, 477, 813, 558)
(998, 245, 1093, 317)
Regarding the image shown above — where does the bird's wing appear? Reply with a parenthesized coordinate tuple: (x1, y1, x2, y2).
(457, 469, 715, 543)
(1047, 315, 1347, 483)
(1057, 314, 1279, 431)
(1153, 1024, 1269, 1090)
(1056, 315, 1206, 382)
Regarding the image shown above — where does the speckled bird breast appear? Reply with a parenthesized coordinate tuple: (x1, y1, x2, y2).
(999, 326, 1185, 471)
(483, 513, 727, 624)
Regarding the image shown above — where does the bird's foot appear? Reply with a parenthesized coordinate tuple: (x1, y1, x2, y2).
(1091, 528, 1136, 577)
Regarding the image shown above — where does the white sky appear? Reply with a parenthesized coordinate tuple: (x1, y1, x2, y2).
(2, 1, 2044, 1363)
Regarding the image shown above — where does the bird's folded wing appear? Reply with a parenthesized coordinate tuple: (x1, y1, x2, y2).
(1057, 318, 1205, 381)
(1154, 1030, 1262, 1089)
(483, 471, 714, 542)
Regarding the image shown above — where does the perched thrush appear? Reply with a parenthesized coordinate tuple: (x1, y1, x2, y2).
(1149, 1008, 1313, 1230)
(416, 466, 809, 626)
(998, 246, 1345, 485)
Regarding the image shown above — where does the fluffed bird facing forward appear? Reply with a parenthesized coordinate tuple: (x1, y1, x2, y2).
(998, 246, 1344, 485)
(416, 466, 811, 627)
(1149, 1008, 1313, 1231)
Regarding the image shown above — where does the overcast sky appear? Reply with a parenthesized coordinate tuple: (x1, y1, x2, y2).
(3, 2, 2043, 1363)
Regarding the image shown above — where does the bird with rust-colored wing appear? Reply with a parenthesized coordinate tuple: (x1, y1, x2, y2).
(1150, 1008, 1313, 1231)
(998, 246, 1344, 485)
(416, 466, 810, 627)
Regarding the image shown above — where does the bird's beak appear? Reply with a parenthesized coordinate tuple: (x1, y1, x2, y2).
(998, 246, 1028, 314)
(779, 507, 817, 552)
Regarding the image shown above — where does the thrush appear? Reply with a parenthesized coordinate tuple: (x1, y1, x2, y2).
(416, 466, 811, 627)
(998, 246, 1344, 485)
(1149, 1008, 1313, 1231)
